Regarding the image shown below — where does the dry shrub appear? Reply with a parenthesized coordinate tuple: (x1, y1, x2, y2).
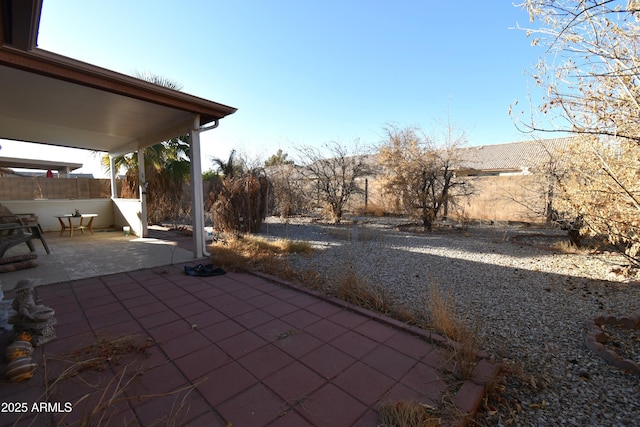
(119, 168, 139, 199)
(230, 235, 312, 257)
(361, 202, 387, 217)
(378, 400, 442, 427)
(424, 284, 479, 379)
(550, 238, 596, 254)
(425, 285, 460, 340)
(274, 238, 315, 254)
(212, 172, 270, 233)
(294, 267, 325, 291)
(268, 164, 309, 217)
(209, 234, 313, 279)
(336, 269, 391, 314)
(203, 177, 223, 210)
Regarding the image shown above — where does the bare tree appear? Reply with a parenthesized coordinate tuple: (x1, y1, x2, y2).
(514, 0, 640, 263)
(266, 163, 309, 217)
(378, 123, 470, 231)
(297, 141, 371, 223)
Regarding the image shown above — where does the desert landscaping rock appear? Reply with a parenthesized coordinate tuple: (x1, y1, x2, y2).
(259, 216, 640, 425)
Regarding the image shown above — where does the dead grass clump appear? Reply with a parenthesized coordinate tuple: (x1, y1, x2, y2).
(294, 267, 326, 291)
(49, 335, 154, 378)
(41, 335, 201, 427)
(550, 239, 580, 253)
(49, 365, 198, 427)
(450, 323, 481, 379)
(336, 269, 392, 314)
(378, 400, 442, 427)
(549, 239, 597, 254)
(208, 234, 313, 278)
(425, 285, 461, 340)
(423, 284, 479, 379)
(272, 238, 315, 254)
(389, 305, 418, 325)
(227, 234, 313, 256)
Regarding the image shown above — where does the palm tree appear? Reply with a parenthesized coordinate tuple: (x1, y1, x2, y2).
(211, 149, 242, 179)
(102, 71, 191, 183)
(101, 72, 193, 223)
(102, 136, 191, 184)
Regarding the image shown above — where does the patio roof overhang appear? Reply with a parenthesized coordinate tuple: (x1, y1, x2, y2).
(0, 46, 237, 156)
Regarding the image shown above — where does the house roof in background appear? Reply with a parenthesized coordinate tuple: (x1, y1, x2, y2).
(0, 156, 82, 171)
(457, 137, 574, 173)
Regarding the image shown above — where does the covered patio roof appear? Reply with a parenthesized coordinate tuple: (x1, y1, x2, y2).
(0, 0, 238, 257)
(0, 47, 237, 156)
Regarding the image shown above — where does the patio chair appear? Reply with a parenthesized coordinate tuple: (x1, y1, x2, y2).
(0, 204, 50, 255)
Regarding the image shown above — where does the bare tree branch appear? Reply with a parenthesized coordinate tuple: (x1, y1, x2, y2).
(296, 141, 371, 223)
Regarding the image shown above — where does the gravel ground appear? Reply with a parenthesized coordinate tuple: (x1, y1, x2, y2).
(257, 215, 640, 426)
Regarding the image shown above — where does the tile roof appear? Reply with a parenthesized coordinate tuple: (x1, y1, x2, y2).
(456, 137, 575, 173)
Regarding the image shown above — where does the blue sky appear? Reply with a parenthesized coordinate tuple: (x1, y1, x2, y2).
(2, 1, 544, 177)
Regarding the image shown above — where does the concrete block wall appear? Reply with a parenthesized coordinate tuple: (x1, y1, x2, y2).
(2, 199, 115, 232)
(346, 174, 548, 223)
(0, 177, 113, 200)
(454, 175, 547, 223)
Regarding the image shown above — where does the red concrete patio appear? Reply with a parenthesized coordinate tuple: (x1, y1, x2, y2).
(0, 261, 495, 426)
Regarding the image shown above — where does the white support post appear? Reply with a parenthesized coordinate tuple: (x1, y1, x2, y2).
(138, 148, 148, 237)
(109, 155, 117, 199)
(190, 115, 207, 259)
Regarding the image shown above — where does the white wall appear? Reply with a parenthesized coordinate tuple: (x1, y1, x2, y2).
(2, 199, 114, 232)
(112, 198, 143, 237)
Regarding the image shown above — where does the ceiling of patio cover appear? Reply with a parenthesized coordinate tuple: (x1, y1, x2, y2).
(0, 47, 237, 155)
